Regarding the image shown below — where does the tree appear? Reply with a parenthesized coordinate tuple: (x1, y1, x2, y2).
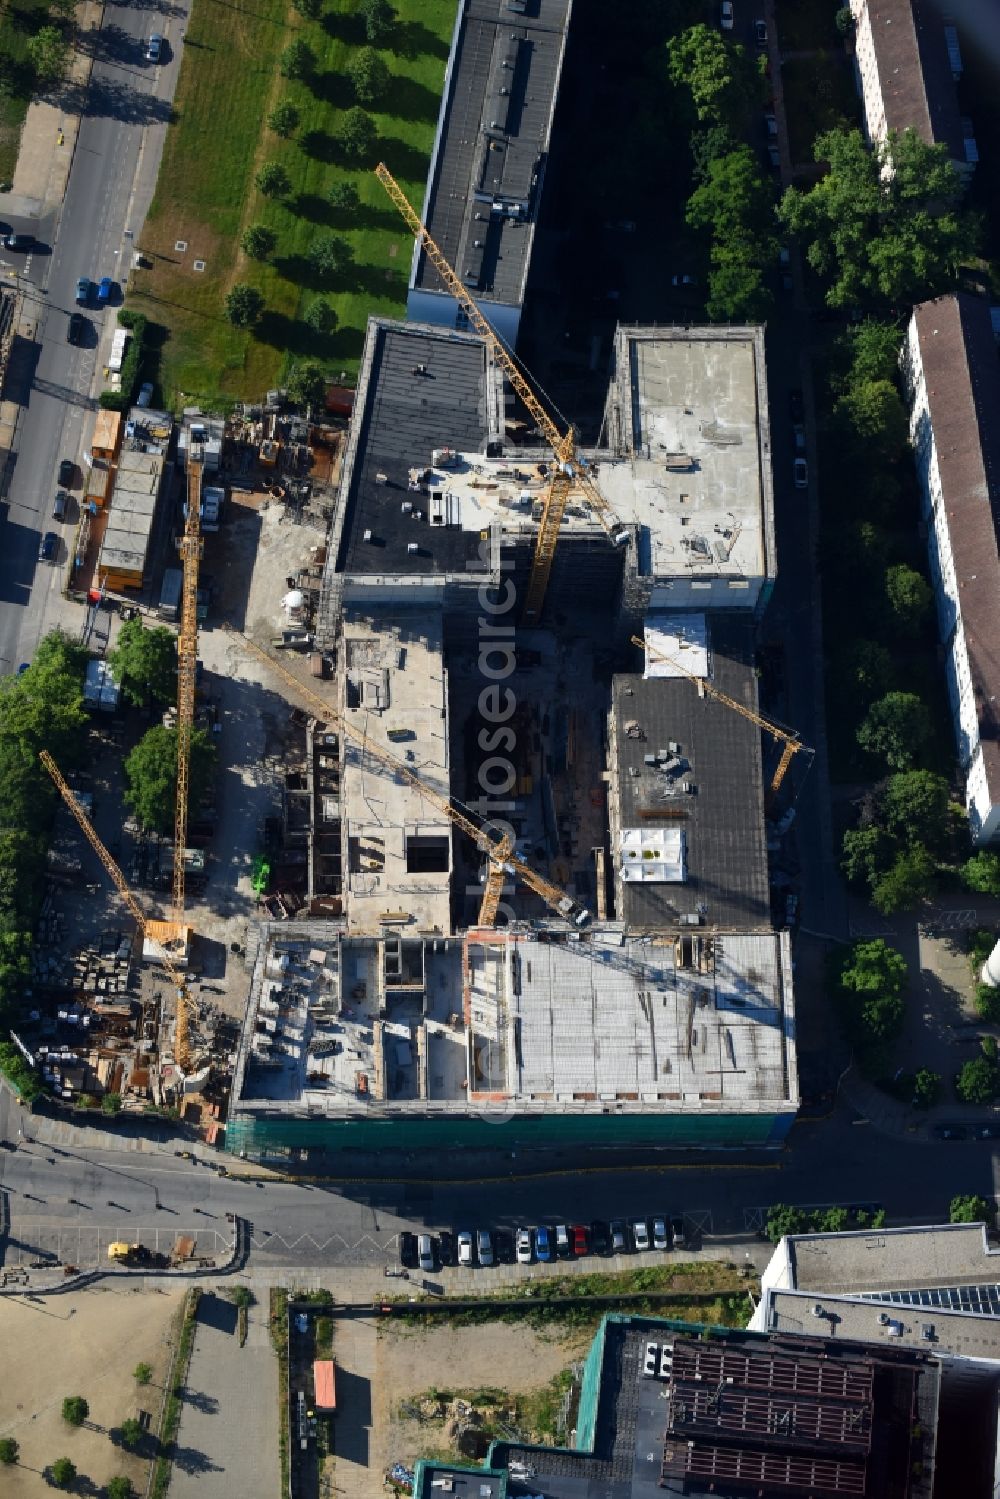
(956, 1055, 999, 1105)
(107, 1479, 134, 1499)
(268, 100, 300, 137)
(50, 1457, 76, 1489)
(837, 938, 908, 1043)
(883, 770, 950, 851)
(885, 564, 932, 636)
(230, 1285, 253, 1309)
(107, 618, 177, 706)
(686, 145, 775, 246)
(133, 1363, 153, 1387)
(349, 46, 390, 104)
(224, 283, 264, 328)
(835, 6, 855, 36)
(837, 319, 903, 389)
(666, 24, 763, 131)
(841, 825, 892, 888)
(327, 179, 360, 212)
(705, 254, 772, 322)
(337, 106, 377, 162)
(286, 359, 327, 409)
(62, 1396, 89, 1427)
(27, 25, 69, 84)
(779, 126, 976, 308)
(974, 984, 1000, 1022)
(857, 691, 931, 771)
(304, 298, 337, 334)
(123, 726, 217, 835)
(912, 1068, 941, 1108)
(241, 224, 277, 261)
(360, 0, 395, 44)
(307, 232, 352, 282)
(255, 161, 291, 199)
(834, 380, 909, 463)
(949, 1193, 994, 1225)
(119, 1418, 143, 1451)
(842, 639, 893, 703)
(0, 1437, 17, 1464)
(279, 38, 315, 81)
(871, 845, 937, 915)
(689, 124, 737, 183)
(962, 851, 1000, 898)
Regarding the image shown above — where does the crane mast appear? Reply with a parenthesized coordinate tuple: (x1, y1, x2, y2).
(173, 450, 204, 922)
(374, 163, 627, 625)
(630, 635, 810, 794)
(40, 751, 199, 1071)
(226, 628, 588, 928)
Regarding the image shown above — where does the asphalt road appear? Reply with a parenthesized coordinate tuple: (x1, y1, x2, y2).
(2, 1088, 1000, 1271)
(0, 2, 184, 674)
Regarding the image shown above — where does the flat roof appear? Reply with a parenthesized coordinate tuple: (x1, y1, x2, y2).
(329, 319, 499, 584)
(608, 618, 771, 931)
(467, 927, 796, 1109)
(99, 448, 164, 577)
(785, 1223, 999, 1295)
(602, 325, 774, 587)
(340, 607, 453, 934)
(413, 0, 572, 308)
(763, 1288, 1000, 1364)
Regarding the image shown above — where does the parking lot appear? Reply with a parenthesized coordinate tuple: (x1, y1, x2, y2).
(398, 1214, 692, 1275)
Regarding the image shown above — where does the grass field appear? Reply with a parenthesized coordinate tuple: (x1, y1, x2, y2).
(128, 0, 455, 409)
(0, 0, 54, 183)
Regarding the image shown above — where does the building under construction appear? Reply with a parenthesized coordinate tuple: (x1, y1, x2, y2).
(228, 311, 798, 1157)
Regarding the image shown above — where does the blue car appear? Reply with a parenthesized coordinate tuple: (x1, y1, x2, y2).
(75, 276, 90, 305)
(97, 276, 113, 306)
(534, 1225, 552, 1262)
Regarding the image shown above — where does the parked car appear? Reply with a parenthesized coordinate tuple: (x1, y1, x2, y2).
(974, 1123, 1000, 1140)
(934, 1125, 968, 1140)
(75, 276, 90, 304)
(495, 1228, 515, 1265)
(399, 1231, 418, 1269)
(793, 424, 806, 452)
(651, 1217, 671, 1251)
(137, 381, 154, 408)
(97, 276, 114, 306)
(754, 18, 767, 46)
(438, 1230, 455, 1267)
(516, 1228, 533, 1264)
(476, 1228, 494, 1267)
(720, 0, 734, 28)
(417, 1234, 435, 1273)
(590, 1220, 611, 1256)
(571, 1224, 589, 1257)
(535, 1225, 553, 1262)
(58, 458, 75, 487)
(457, 1230, 474, 1266)
(38, 531, 57, 562)
(67, 312, 85, 344)
(146, 32, 162, 62)
(294, 1313, 309, 1333)
(793, 456, 808, 489)
(672, 273, 697, 286)
(609, 1219, 628, 1253)
(632, 1219, 651, 1253)
(764, 112, 777, 136)
(670, 1215, 687, 1249)
(555, 1224, 571, 1259)
(789, 389, 804, 423)
(4, 231, 31, 251)
(52, 490, 68, 521)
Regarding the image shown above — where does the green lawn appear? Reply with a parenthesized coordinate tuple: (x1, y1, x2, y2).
(129, 0, 455, 408)
(781, 52, 860, 166)
(0, 0, 55, 184)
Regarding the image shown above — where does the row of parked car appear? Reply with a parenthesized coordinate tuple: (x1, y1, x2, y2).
(399, 1215, 687, 1272)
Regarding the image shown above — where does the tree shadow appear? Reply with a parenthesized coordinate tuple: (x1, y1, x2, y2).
(382, 73, 440, 124)
(310, 70, 353, 110)
(394, 18, 451, 61)
(376, 133, 429, 183)
(291, 192, 336, 225)
(170, 1444, 224, 1476)
(299, 128, 339, 163)
(319, 9, 365, 45)
(252, 310, 363, 366)
(178, 1385, 220, 1415)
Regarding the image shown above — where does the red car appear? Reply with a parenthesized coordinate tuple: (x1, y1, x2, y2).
(571, 1224, 589, 1257)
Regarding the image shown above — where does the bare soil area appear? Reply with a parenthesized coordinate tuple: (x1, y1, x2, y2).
(0, 1285, 184, 1495)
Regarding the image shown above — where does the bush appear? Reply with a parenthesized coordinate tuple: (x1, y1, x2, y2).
(949, 1193, 994, 1225)
(101, 1091, 122, 1115)
(107, 1478, 134, 1499)
(133, 1362, 153, 1386)
(956, 1054, 999, 1105)
(0, 1437, 17, 1464)
(241, 224, 277, 261)
(224, 284, 265, 329)
(100, 312, 148, 410)
(119, 1417, 143, 1450)
(50, 1457, 76, 1489)
(975, 984, 1000, 1022)
(62, 1396, 89, 1427)
(230, 1286, 253, 1309)
(911, 1068, 941, 1108)
(0, 1041, 41, 1102)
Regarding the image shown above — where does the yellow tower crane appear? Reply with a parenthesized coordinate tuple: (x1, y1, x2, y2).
(375, 163, 628, 627)
(226, 628, 590, 929)
(172, 449, 204, 926)
(630, 635, 811, 795)
(40, 750, 200, 1072)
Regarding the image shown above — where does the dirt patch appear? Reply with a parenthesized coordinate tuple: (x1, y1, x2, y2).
(0, 1285, 184, 1495)
(368, 1322, 589, 1489)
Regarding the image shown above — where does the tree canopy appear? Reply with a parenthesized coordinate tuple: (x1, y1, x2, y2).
(307, 232, 352, 281)
(961, 851, 1000, 898)
(123, 727, 216, 835)
(361, 0, 394, 44)
(857, 691, 931, 771)
(835, 938, 908, 1044)
(267, 100, 300, 137)
(885, 564, 932, 635)
(50, 1458, 76, 1489)
(241, 224, 277, 261)
(337, 106, 377, 161)
(870, 844, 936, 915)
(224, 284, 265, 328)
(666, 25, 763, 132)
(955, 1054, 999, 1105)
(779, 127, 975, 307)
(286, 359, 327, 408)
(882, 770, 950, 850)
(27, 25, 69, 84)
(279, 38, 315, 81)
(107, 618, 177, 706)
(61, 1396, 88, 1427)
(255, 161, 291, 198)
(348, 46, 389, 104)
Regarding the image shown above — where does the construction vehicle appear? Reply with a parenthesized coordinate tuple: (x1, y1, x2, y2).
(630, 634, 811, 794)
(39, 750, 201, 1073)
(375, 163, 629, 628)
(227, 628, 590, 929)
